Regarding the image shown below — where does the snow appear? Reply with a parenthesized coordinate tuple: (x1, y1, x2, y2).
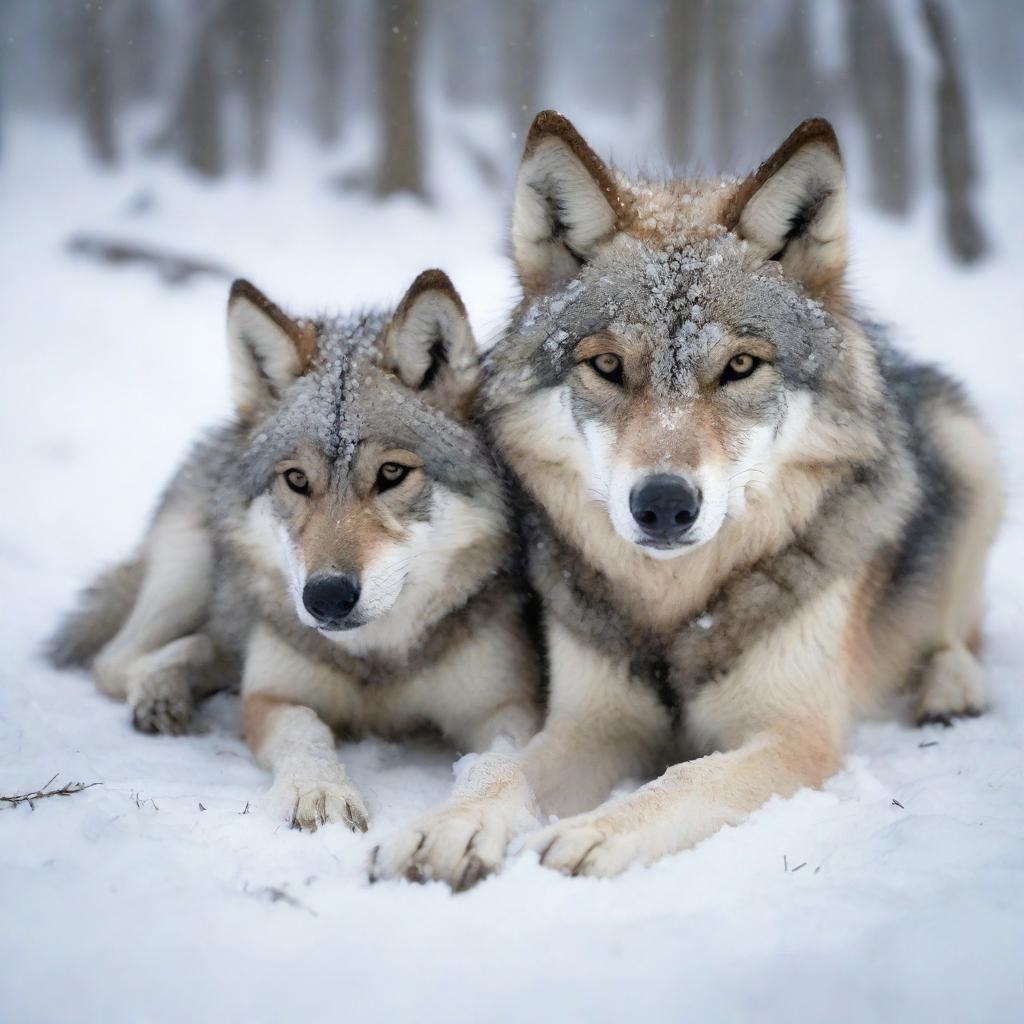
(1, 116, 1023, 1024)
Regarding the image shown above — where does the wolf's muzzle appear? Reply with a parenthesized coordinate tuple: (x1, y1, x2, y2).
(629, 474, 701, 544)
(302, 573, 361, 629)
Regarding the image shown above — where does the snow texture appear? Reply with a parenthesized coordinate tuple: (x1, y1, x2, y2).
(1, 118, 1022, 1024)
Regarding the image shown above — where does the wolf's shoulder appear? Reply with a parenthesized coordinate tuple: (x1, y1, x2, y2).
(862, 319, 971, 421)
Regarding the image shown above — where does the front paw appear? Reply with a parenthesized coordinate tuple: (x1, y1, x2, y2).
(370, 802, 516, 891)
(266, 773, 369, 833)
(130, 670, 193, 735)
(523, 813, 642, 878)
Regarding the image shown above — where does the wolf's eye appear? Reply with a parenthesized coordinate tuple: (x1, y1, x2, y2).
(377, 462, 411, 493)
(283, 468, 310, 495)
(589, 353, 624, 385)
(720, 353, 761, 384)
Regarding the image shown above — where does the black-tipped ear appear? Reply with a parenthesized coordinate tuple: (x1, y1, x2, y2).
(726, 118, 848, 292)
(383, 270, 479, 419)
(226, 280, 314, 419)
(512, 111, 630, 291)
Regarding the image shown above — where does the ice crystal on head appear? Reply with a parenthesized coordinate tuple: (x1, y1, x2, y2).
(489, 221, 845, 412)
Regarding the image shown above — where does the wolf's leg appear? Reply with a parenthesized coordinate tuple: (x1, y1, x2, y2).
(371, 618, 671, 888)
(524, 582, 850, 877)
(524, 724, 839, 878)
(243, 626, 368, 833)
(915, 412, 1002, 725)
(127, 634, 215, 735)
(92, 494, 213, 700)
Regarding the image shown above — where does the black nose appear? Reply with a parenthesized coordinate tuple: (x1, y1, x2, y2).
(302, 574, 361, 627)
(629, 474, 701, 542)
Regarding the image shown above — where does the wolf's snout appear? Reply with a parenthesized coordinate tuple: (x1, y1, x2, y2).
(302, 574, 361, 628)
(629, 474, 701, 543)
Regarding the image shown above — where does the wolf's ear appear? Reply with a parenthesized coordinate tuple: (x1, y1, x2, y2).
(726, 118, 847, 293)
(226, 280, 314, 419)
(383, 270, 479, 419)
(512, 110, 629, 291)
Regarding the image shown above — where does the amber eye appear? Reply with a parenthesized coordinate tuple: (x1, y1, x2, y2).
(720, 353, 761, 384)
(588, 353, 624, 385)
(283, 468, 310, 495)
(377, 462, 412, 493)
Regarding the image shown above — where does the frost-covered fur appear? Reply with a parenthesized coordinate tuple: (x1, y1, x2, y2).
(48, 271, 541, 838)
(374, 113, 1002, 885)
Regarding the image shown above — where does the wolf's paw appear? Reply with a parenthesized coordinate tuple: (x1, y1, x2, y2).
(916, 645, 987, 727)
(523, 812, 646, 879)
(132, 692, 193, 736)
(267, 772, 369, 834)
(369, 803, 516, 891)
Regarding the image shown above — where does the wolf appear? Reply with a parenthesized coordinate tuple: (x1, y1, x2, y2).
(371, 113, 1002, 884)
(49, 271, 541, 839)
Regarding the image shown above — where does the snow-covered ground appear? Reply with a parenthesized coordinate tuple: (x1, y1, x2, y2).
(1, 116, 1022, 1024)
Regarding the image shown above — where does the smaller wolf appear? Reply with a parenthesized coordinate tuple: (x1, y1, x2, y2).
(49, 271, 541, 841)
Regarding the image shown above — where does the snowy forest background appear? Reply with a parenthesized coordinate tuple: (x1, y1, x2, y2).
(2, 4, 1023, 1024)
(2, 0, 1018, 264)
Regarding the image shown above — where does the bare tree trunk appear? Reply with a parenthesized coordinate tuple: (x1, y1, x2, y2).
(118, 0, 160, 102)
(922, 0, 987, 263)
(505, 0, 539, 137)
(166, 5, 226, 178)
(75, 2, 118, 165)
(707, 0, 737, 169)
(311, 0, 344, 146)
(375, 0, 424, 199)
(846, 0, 911, 215)
(770, 0, 814, 127)
(663, 0, 702, 168)
(224, 0, 279, 174)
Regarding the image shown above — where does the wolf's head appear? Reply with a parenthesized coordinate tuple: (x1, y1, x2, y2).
(484, 113, 882, 559)
(226, 271, 505, 639)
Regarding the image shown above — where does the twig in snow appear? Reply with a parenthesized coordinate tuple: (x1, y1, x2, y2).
(198, 802, 206, 812)
(918, 740, 939, 749)
(892, 798, 904, 809)
(243, 884, 317, 918)
(0, 774, 101, 810)
(783, 855, 788, 872)
(790, 862, 807, 873)
(240, 801, 251, 815)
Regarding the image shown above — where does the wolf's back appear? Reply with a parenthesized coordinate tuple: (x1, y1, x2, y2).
(45, 558, 143, 669)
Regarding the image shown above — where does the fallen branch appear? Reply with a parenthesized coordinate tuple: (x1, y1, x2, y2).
(65, 233, 233, 286)
(1, 773, 101, 810)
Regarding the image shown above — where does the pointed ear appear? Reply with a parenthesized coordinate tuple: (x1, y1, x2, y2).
(726, 118, 847, 293)
(226, 280, 315, 419)
(512, 110, 630, 291)
(382, 270, 479, 419)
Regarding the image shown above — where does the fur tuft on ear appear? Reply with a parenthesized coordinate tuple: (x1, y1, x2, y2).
(226, 280, 315, 419)
(382, 270, 479, 419)
(726, 118, 847, 292)
(512, 110, 630, 291)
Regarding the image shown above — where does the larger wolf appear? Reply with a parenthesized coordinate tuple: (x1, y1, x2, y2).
(373, 114, 1002, 884)
(49, 271, 540, 839)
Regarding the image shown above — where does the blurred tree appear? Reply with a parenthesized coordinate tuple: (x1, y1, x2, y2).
(769, 0, 814, 127)
(224, 0, 279, 174)
(505, 0, 539, 137)
(159, 3, 225, 178)
(847, 0, 911, 215)
(663, 0, 701, 168)
(376, 0, 424, 198)
(117, 0, 159, 102)
(311, 0, 344, 147)
(922, 0, 988, 263)
(707, 0, 737, 169)
(74, 1, 118, 166)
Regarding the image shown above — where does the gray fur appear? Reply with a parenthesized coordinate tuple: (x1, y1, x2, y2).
(483, 219, 974, 722)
